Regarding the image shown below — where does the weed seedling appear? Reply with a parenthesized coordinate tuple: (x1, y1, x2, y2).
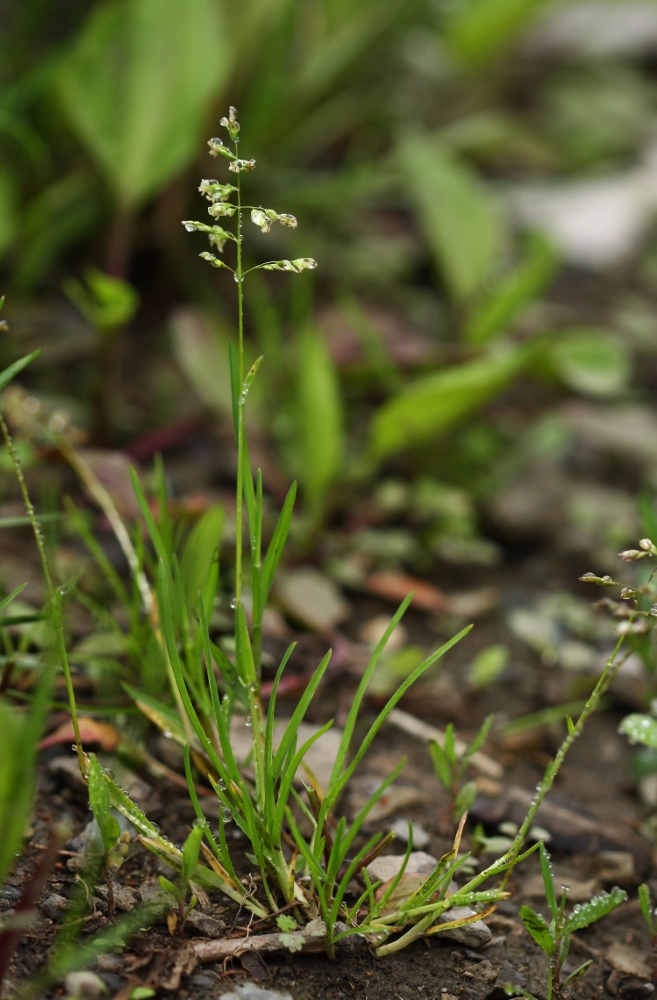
(157, 821, 203, 936)
(506, 842, 626, 1000)
(87, 754, 130, 919)
(429, 715, 493, 825)
(638, 883, 657, 983)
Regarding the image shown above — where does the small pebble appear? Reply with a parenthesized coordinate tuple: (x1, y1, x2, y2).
(41, 893, 68, 920)
(64, 972, 107, 1000)
(218, 986, 294, 1000)
(185, 910, 226, 937)
(390, 818, 430, 849)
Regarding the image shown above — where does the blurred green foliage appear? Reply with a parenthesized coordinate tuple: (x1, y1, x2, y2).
(0, 0, 653, 524)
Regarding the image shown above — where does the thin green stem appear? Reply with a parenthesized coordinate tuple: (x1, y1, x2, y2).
(235, 142, 245, 606)
(456, 629, 631, 906)
(0, 412, 85, 774)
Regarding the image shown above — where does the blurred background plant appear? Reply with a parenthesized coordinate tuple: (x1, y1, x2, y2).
(4, 0, 657, 551)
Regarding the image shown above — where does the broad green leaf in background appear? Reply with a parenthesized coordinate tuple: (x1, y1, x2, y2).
(170, 307, 234, 420)
(0, 699, 37, 884)
(464, 233, 558, 346)
(180, 504, 225, 609)
(370, 345, 531, 459)
(0, 169, 18, 260)
(549, 329, 631, 398)
(13, 172, 104, 293)
(468, 643, 509, 689)
(398, 133, 504, 302)
(64, 268, 139, 332)
(57, 0, 229, 210)
(296, 326, 344, 516)
(443, 0, 554, 68)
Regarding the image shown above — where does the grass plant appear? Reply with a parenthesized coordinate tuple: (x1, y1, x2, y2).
(0, 107, 644, 975)
(429, 714, 493, 823)
(638, 883, 657, 983)
(506, 842, 626, 1000)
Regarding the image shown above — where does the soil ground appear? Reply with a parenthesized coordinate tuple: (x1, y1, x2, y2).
(3, 538, 656, 1000)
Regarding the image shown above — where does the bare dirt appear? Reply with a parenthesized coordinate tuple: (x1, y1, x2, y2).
(4, 561, 656, 1000)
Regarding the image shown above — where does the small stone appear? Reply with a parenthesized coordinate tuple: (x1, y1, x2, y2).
(439, 905, 491, 948)
(42, 893, 68, 920)
(499, 962, 525, 988)
(593, 851, 635, 884)
(389, 818, 430, 849)
(189, 974, 219, 989)
(466, 960, 497, 983)
(366, 851, 438, 883)
(606, 941, 651, 980)
(218, 985, 295, 1000)
(64, 971, 107, 1000)
(95, 884, 140, 912)
(0, 885, 22, 909)
(185, 910, 226, 936)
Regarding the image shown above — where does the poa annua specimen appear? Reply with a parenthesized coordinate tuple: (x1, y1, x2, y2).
(0, 113, 634, 968)
(71, 110, 630, 960)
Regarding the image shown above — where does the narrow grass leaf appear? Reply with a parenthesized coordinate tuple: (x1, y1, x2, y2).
(0, 583, 26, 614)
(260, 482, 297, 607)
(539, 841, 557, 917)
(296, 326, 344, 517)
(639, 884, 653, 934)
(0, 351, 41, 394)
(328, 625, 472, 807)
(273, 649, 332, 776)
(398, 133, 502, 301)
(180, 504, 224, 608)
(465, 233, 557, 346)
(370, 347, 530, 459)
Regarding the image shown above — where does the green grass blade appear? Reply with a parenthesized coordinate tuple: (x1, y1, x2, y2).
(0, 351, 41, 393)
(325, 594, 413, 795)
(327, 624, 472, 809)
(259, 482, 297, 608)
(273, 649, 332, 775)
(539, 841, 557, 918)
(273, 719, 335, 834)
(130, 467, 171, 577)
(228, 340, 239, 439)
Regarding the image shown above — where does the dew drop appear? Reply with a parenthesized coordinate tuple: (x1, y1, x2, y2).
(230, 597, 237, 609)
(245, 716, 252, 727)
(163, 730, 172, 739)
